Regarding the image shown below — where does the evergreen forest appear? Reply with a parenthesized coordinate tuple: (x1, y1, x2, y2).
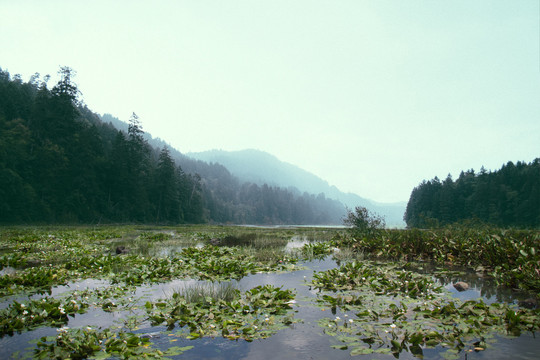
(404, 161, 540, 228)
(0, 67, 345, 225)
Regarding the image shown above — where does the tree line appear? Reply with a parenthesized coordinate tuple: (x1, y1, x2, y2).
(0, 67, 345, 225)
(404, 160, 540, 228)
(99, 113, 346, 225)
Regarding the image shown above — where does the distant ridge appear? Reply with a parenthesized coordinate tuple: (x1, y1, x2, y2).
(100, 114, 405, 226)
(99, 114, 346, 224)
(188, 149, 406, 227)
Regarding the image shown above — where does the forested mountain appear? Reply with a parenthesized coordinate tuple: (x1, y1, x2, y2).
(189, 149, 406, 227)
(0, 68, 205, 223)
(0, 67, 345, 225)
(99, 115, 346, 225)
(404, 160, 540, 228)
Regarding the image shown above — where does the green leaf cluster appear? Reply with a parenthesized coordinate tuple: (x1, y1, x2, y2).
(34, 327, 193, 360)
(313, 261, 540, 358)
(145, 284, 296, 341)
(312, 261, 441, 299)
(0, 296, 88, 337)
(333, 227, 540, 292)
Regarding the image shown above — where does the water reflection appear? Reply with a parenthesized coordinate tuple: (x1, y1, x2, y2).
(1, 243, 538, 359)
(284, 235, 309, 251)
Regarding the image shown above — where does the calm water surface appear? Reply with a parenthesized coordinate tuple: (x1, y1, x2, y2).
(1, 246, 538, 359)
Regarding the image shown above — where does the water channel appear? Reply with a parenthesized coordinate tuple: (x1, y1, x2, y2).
(0, 235, 538, 359)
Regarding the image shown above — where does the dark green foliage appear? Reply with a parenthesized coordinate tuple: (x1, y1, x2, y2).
(0, 67, 344, 225)
(405, 161, 540, 228)
(1, 296, 88, 337)
(154, 147, 180, 222)
(333, 227, 540, 293)
(145, 284, 296, 341)
(313, 262, 540, 358)
(0, 68, 205, 224)
(343, 206, 385, 237)
(34, 327, 191, 359)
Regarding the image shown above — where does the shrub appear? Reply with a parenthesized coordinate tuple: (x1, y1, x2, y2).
(343, 206, 386, 238)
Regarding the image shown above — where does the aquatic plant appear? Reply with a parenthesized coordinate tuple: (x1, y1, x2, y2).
(0, 296, 88, 337)
(146, 284, 297, 341)
(312, 261, 441, 299)
(171, 282, 238, 304)
(333, 227, 540, 292)
(312, 261, 540, 358)
(300, 241, 335, 259)
(34, 326, 193, 360)
(331, 246, 360, 264)
(139, 231, 173, 242)
(0, 265, 69, 296)
(1, 225, 538, 359)
(179, 246, 258, 280)
(321, 295, 540, 358)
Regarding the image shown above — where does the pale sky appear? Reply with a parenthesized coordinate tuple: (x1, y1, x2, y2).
(1, 1, 539, 203)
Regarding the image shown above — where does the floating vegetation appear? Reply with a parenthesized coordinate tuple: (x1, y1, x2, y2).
(311, 261, 442, 299)
(334, 227, 540, 292)
(0, 296, 88, 337)
(34, 326, 193, 360)
(312, 261, 540, 358)
(0, 241, 301, 297)
(0, 284, 140, 338)
(146, 284, 297, 341)
(300, 240, 335, 259)
(0, 225, 538, 359)
(138, 231, 173, 242)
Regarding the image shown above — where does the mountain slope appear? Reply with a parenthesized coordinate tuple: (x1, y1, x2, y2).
(0, 67, 347, 225)
(188, 149, 406, 227)
(98, 114, 346, 225)
(187, 149, 333, 194)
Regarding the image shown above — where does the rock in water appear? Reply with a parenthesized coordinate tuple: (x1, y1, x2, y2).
(453, 281, 469, 292)
(116, 246, 128, 255)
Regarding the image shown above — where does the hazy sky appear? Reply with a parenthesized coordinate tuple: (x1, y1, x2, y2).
(2, 1, 539, 203)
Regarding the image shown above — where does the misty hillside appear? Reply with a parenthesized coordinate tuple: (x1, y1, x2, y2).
(0, 67, 346, 225)
(99, 114, 348, 225)
(188, 149, 406, 227)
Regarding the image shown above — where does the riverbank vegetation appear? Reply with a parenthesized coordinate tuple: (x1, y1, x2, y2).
(0, 225, 538, 359)
(335, 227, 540, 293)
(341, 207, 540, 293)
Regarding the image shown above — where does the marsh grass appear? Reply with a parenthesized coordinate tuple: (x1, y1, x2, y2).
(139, 232, 173, 242)
(253, 236, 289, 249)
(109, 240, 151, 256)
(243, 247, 289, 263)
(1, 225, 539, 359)
(235, 233, 298, 263)
(171, 282, 239, 305)
(110, 231, 176, 256)
(331, 246, 362, 264)
(216, 233, 290, 249)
